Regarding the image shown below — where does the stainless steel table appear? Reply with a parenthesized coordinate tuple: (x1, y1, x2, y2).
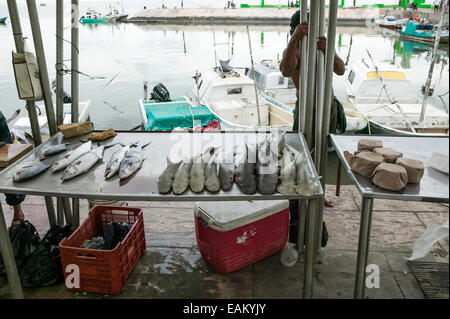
(330, 134, 449, 299)
(0, 131, 323, 299)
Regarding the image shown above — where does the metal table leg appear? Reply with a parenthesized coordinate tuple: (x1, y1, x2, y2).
(62, 198, 73, 225)
(336, 158, 342, 197)
(44, 196, 57, 227)
(56, 197, 64, 226)
(303, 198, 318, 299)
(315, 200, 324, 252)
(0, 200, 24, 299)
(72, 198, 80, 228)
(297, 199, 307, 254)
(354, 197, 374, 299)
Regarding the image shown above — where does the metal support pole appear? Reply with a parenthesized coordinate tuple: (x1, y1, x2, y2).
(56, 0, 64, 126)
(303, 199, 318, 299)
(26, 0, 57, 136)
(71, 0, 80, 123)
(304, 0, 320, 148)
(0, 200, 24, 299)
(354, 197, 374, 299)
(298, 0, 308, 133)
(44, 197, 57, 227)
(72, 198, 80, 228)
(62, 198, 73, 225)
(7, 0, 42, 146)
(247, 26, 261, 126)
(297, 199, 307, 254)
(418, 0, 448, 127)
(319, 0, 339, 198)
(56, 198, 64, 226)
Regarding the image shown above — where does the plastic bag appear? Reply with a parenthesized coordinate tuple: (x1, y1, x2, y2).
(19, 225, 73, 288)
(0, 220, 41, 276)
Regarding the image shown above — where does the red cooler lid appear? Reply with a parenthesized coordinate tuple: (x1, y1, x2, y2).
(195, 200, 289, 232)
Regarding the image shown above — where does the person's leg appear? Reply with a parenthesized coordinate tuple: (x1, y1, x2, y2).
(5, 194, 26, 230)
(324, 99, 338, 208)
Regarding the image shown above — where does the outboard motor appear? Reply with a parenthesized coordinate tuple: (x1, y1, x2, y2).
(151, 83, 171, 102)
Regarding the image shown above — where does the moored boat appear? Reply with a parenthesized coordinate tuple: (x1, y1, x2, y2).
(79, 10, 109, 24)
(375, 14, 408, 30)
(0, 17, 7, 24)
(400, 21, 449, 45)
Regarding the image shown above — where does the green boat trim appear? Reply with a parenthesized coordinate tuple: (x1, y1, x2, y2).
(80, 17, 108, 24)
(0, 17, 7, 24)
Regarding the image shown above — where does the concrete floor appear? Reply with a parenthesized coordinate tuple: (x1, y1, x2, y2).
(0, 185, 448, 299)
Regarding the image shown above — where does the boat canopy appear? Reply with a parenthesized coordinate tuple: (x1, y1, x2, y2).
(248, 60, 295, 92)
(143, 99, 220, 131)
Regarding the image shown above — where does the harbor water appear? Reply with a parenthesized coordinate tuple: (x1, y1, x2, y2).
(0, 0, 448, 131)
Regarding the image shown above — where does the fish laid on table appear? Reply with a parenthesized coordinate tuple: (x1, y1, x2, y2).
(61, 146, 105, 181)
(51, 141, 92, 173)
(118, 142, 151, 180)
(235, 143, 257, 195)
(104, 142, 137, 179)
(13, 159, 50, 182)
(288, 145, 321, 196)
(172, 160, 193, 195)
(257, 139, 279, 195)
(218, 148, 235, 191)
(38, 143, 70, 159)
(269, 130, 286, 158)
(205, 151, 220, 193)
(158, 158, 182, 194)
(189, 147, 213, 193)
(277, 146, 297, 195)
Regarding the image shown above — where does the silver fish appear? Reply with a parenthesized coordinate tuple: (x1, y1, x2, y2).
(61, 146, 104, 181)
(235, 143, 257, 195)
(39, 143, 70, 158)
(51, 141, 92, 173)
(13, 159, 50, 182)
(189, 147, 214, 193)
(277, 146, 297, 195)
(205, 152, 220, 193)
(257, 140, 279, 195)
(104, 143, 136, 179)
(158, 157, 182, 194)
(118, 143, 149, 180)
(172, 160, 192, 195)
(218, 148, 235, 191)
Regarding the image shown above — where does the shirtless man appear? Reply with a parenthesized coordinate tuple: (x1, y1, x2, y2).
(280, 10, 345, 207)
(280, 11, 345, 245)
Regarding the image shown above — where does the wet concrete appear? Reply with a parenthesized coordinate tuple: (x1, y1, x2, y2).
(0, 184, 448, 299)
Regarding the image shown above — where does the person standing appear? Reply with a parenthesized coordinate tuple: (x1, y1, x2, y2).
(434, 0, 440, 12)
(0, 111, 26, 231)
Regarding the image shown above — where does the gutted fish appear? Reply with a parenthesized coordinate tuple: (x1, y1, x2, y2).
(269, 130, 286, 158)
(290, 147, 321, 196)
(189, 147, 213, 193)
(51, 141, 92, 173)
(61, 146, 104, 181)
(172, 160, 193, 195)
(158, 158, 182, 194)
(277, 146, 297, 195)
(105, 143, 136, 179)
(235, 143, 257, 195)
(218, 148, 235, 191)
(257, 140, 279, 195)
(13, 159, 50, 182)
(205, 152, 220, 193)
(118, 142, 151, 180)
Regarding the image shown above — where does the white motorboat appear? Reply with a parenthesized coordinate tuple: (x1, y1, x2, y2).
(375, 14, 408, 30)
(345, 60, 448, 135)
(11, 100, 91, 143)
(192, 64, 293, 130)
(247, 59, 368, 132)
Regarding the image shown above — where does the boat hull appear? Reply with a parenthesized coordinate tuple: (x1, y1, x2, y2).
(0, 17, 7, 24)
(80, 17, 108, 24)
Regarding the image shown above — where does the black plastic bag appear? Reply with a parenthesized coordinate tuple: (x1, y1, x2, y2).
(104, 222, 132, 250)
(19, 225, 73, 288)
(0, 220, 41, 276)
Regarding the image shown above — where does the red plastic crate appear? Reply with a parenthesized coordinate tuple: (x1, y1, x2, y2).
(195, 205, 289, 274)
(59, 206, 146, 295)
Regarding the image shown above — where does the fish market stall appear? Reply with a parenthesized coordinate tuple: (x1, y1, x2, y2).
(330, 134, 449, 299)
(0, 131, 323, 299)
